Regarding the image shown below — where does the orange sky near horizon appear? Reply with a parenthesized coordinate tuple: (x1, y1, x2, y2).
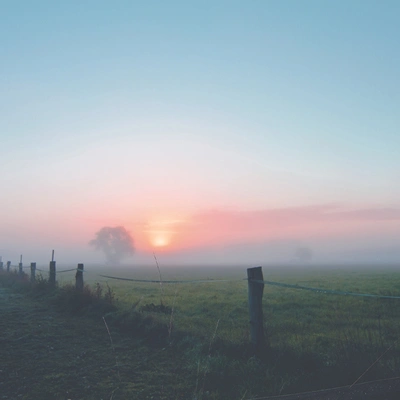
(1, 202, 400, 265)
(126, 205, 400, 255)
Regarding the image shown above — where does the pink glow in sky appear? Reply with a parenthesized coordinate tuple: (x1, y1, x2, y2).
(1, 133, 400, 265)
(1, 2, 400, 266)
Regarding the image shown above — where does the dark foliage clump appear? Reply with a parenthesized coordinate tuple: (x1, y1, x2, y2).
(105, 310, 169, 347)
(52, 283, 117, 315)
(0, 269, 29, 290)
(140, 302, 172, 314)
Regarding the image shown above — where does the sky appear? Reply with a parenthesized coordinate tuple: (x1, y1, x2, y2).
(1, 1, 399, 267)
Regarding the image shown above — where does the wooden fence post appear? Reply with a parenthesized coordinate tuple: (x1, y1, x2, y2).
(19, 254, 23, 275)
(6, 261, 11, 272)
(49, 261, 56, 286)
(30, 262, 36, 283)
(247, 266, 266, 354)
(76, 263, 84, 292)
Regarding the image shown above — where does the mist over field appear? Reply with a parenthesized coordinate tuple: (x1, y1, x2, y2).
(2, 236, 399, 270)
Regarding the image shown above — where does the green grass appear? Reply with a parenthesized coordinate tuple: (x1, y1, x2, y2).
(1, 265, 400, 399)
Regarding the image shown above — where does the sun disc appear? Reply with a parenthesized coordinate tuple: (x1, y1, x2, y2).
(153, 235, 169, 247)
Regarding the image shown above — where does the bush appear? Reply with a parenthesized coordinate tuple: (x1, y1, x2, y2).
(52, 283, 117, 315)
(0, 269, 29, 289)
(105, 309, 169, 347)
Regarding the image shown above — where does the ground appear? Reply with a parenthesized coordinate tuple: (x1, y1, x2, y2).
(2, 282, 400, 400)
(259, 377, 400, 400)
(0, 287, 191, 400)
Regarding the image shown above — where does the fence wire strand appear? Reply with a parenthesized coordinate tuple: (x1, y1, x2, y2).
(244, 376, 400, 400)
(254, 279, 400, 300)
(57, 268, 78, 273)
(97, 273, 242, 284)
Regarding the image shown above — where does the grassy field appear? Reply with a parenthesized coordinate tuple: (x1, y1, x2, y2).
(1, 264, 400, 399)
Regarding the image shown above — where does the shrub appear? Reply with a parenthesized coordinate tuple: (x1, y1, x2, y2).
(51, 283, 117, 315)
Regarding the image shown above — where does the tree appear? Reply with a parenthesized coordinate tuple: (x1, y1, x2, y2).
(89, 226, 134, 265)
(294, 247, 313, 263)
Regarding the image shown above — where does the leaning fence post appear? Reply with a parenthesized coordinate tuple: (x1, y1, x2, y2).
(76, 263, 84, 292)
(6, 261, 11, 272)
(30, 262, 36, 283)
(247, 266, 266, 354)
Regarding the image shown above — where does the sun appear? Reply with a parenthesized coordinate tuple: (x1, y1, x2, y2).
(147, 228, 173, 249)
(145, 215, 185, 250)
(152, 234, 170, 248)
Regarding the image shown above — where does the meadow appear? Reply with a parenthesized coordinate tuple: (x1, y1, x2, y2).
(2, 263, 400, 399)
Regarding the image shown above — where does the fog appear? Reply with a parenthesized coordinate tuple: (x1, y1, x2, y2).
(1, 236, 399, 270)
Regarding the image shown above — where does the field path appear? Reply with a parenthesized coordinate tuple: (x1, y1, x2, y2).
(0, 287, 189, 400)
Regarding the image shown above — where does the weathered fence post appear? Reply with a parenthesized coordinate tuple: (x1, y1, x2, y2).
(30, 262, 36, 283)
(19, 254, 23, 275)
(6, 261, 11, 272)
(49, 262, 56, 286)
(76, 263, 84, 292)
(247, 266, 266, 354)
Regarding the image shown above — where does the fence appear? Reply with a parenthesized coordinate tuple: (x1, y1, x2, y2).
(2, 254, 400, 354)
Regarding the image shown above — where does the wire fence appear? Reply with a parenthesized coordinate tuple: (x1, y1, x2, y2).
(2, 261, 400, 399)
(3, 262, 400, 300)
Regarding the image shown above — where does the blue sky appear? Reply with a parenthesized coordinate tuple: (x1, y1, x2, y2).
(1, 1, 399, 265)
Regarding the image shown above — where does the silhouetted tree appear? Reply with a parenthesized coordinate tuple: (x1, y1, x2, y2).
(294, 247, 313, 263)
(89, 226, 134, 265)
